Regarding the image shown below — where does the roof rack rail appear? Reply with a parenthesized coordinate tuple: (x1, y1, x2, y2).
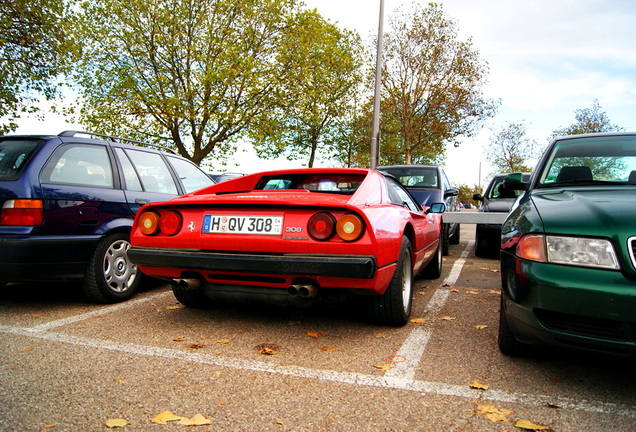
(58, 130, 177, 154)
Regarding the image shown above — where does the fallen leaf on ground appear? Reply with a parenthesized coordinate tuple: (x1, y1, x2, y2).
(165, 305, 180, 310)
(188, 343, 205, 350)
(515, 419, 550, 430)
(30, 313, 47, 317)
(373, 364, 392, 371)
(321, 346, 338, 352)
(475, 404, 513, 422)
(106, 418, 129, 428)
(410, 318, 426, 324)
(172, 337, 185, 342)
(43, 425, 54, 429)
(441, 283, 451, 287)
(475, 324, 488, 330)
(450, 288, 459, 293)
(439, 316, 456, 321)
(307, 331, 325, 338)
(489, 290, 501, 295)
(375, 333, 387, 339)
(178, 414, 212, 426)
(470, 381, 489, 390)
(259, 347, 276, 355)
(151, 411, 184, 424)
(21, 348, 33, 353)
(216, 339, 230, 344)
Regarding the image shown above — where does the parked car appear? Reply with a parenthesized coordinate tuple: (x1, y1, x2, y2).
(208, 172, 246, 183)
(128, 168, 446, 326)
(473, 172, 531, 256)
(376, 165, 459, 255)
(0, 131, 214, 303)
(498, 132, 636, 357)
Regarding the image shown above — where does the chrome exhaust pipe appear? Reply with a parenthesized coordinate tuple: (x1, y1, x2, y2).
(298, 284, 317, 298)
(288, 285, 300, 297)
(171, 278, 201, 291)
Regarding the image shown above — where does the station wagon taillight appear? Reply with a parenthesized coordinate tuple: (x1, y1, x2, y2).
(0, 199, 44, 226)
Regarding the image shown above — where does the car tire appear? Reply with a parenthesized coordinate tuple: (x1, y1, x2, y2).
(441, 223, 450, 256)
(421, 231, 443, 279)
(475, 225, 487, 257)
(367, 236, 413, 326)
(497, 296, 527, 356)
(83, 232, 142, 303)
(449, 224, 460, 244)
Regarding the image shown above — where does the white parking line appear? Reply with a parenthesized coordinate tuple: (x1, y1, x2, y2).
(26, 291, 173, 332)
(2, 324, 634, 419)
(384, 241, 472, 382)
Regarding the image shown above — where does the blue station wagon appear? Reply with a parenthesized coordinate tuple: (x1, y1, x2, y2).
(0, 131, 213, 302)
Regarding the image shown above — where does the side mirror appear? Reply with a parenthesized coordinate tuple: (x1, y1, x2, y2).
(503, 173, 526, 191)
(444, 188, 459, 198)
(426, 202, 446, 214)
(472, 193, 483, 201)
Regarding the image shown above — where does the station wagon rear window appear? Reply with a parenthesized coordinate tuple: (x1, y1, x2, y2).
(255, 173, 364, 194)
(0, 139, 42, 181)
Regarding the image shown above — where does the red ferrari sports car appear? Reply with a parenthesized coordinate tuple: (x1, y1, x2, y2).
(128, 168, 445, 326)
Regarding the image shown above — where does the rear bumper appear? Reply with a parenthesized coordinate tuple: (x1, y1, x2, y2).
(128, 246, 377, 279)
(0, 235, 100, 282)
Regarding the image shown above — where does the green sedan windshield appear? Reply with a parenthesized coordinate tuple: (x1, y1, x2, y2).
(538, 136, 636, 186)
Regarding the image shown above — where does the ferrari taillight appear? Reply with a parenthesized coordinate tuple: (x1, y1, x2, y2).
(138, 210, 182, 236)
(308, 212, 336, 241)
(158, 210, 182, 236)
(0, 199, 44, 226)
(308, 211, 364, 242)
(138, 211, 160, 235)
(336, 213, 364, 242)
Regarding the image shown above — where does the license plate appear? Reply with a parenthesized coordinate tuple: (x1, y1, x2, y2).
(202, 215, 283, 235)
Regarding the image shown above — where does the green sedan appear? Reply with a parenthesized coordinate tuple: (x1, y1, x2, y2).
(499, 132, 636, 357)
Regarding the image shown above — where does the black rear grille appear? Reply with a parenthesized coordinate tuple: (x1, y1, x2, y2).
(534, 308, 631, 342)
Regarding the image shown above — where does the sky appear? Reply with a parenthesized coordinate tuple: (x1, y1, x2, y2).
(13, 0, 636, 187)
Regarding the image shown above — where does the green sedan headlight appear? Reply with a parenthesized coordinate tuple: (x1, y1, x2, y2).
(546, 236, 619, 270)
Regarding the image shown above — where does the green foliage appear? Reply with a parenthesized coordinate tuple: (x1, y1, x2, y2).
(70, 0, 296, 166)
(0, 0, 72, 134)
(486, 122, 540, 174)
(377, 2, 498, 165)
(249, 9, 363, 167)
(456, 183, 482, 206)
(551, 99, 624, 138)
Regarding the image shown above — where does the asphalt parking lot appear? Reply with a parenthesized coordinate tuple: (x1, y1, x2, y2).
(1, 225, 635, 431)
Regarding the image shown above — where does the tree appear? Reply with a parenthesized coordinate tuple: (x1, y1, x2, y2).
(377, 2, 497, 165)
(70, 0, 296, 166)
(250, 9, 363, 167)
(0, 0, 71, 134)
(456, 183, 481, 206)
(551, 99, 624, 138)
(486, 122, 539, 173)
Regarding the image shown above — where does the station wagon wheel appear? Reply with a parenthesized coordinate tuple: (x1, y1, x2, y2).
(449, 223, 460, 244)
(441, 223, 450, 256)
(421, 231, 443, 279)
(82, 232, 142, 303)
(367, 236, 413, 326)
